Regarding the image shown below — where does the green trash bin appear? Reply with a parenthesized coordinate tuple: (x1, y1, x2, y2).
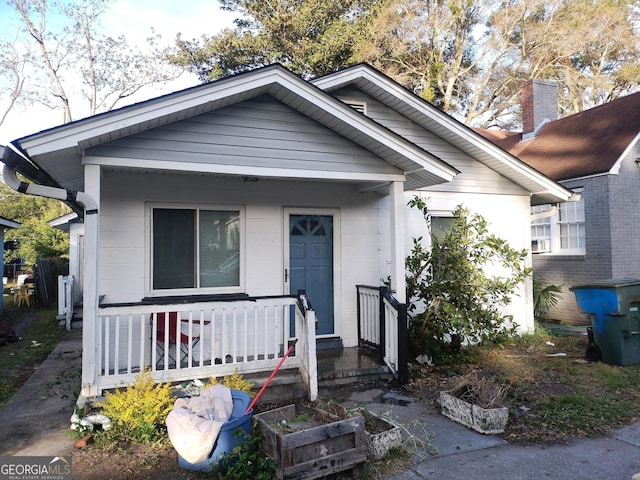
(570, 278, 640, 366)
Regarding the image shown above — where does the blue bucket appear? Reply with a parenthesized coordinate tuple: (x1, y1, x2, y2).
(178, 389, 253, 472)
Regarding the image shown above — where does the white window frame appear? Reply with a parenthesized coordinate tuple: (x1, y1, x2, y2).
(146, 203, 245, 296)
(428, 211, 454, 241)
(531, 205, 553, 253)
(531, 189, 585, 255)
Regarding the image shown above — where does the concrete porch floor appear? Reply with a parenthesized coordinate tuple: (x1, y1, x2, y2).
(317, 346, 392, 386)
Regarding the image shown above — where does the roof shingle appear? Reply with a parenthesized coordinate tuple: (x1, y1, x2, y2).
(476, 92, 640, 181)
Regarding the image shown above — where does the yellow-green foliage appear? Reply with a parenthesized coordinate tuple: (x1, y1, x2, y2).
(208, 370, 255, 397)
(98, 369, 174, 443)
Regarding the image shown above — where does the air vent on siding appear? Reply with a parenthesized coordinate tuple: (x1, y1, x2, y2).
(344, 100, 367, 115)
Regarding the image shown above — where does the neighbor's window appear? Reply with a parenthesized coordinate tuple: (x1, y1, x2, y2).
(530, 189, 584, 254)
(531, 205, 552, 252)
(152, 206, 241, 291)
(558, 197, 585, 251)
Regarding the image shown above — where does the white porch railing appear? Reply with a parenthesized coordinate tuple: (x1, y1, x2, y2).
(94, 295, 317, 399)
(356, 285, 408, 384)
(57, 275, 74, 331)
(357, 285, 381, 348)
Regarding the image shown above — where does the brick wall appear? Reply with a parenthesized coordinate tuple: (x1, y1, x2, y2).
(522, 79, 558, 134)
(609, 150, 640, 277)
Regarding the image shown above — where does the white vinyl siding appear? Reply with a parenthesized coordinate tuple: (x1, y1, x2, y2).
(330, 87, 529, 196)
(86, 95, 400, 177)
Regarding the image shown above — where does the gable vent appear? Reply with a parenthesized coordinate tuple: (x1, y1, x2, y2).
(344, 100, 367, 115)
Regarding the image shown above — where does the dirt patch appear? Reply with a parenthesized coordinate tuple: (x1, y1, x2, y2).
(70, 443, 205, 480)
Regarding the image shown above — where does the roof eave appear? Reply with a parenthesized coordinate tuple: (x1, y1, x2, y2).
(14, 64, 458, 191)
(314, 65, 574, 204)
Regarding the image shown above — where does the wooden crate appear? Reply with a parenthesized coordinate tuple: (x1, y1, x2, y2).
(255, 404, 366, 480)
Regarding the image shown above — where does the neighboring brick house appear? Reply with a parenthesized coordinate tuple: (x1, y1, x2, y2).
(478, 80, 640, 325)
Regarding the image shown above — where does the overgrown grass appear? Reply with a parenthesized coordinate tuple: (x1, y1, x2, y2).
(481, 329, 640, 442)
(0, 297, 67, 408)
(534, 395, 636, 437)
(413, 325, 640, 443)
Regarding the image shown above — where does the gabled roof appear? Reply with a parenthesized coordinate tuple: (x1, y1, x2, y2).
(476, 91, 640, 182)
(8, 64, 459, 193)
(48, 212, 79, 233)
(313, 64, 573, 205)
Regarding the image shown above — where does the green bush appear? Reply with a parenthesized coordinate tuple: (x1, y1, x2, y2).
(207, 370, 256, 396)
(97, 369, 174, 444)
(406, 197, 531, 363)
(207, 427, 276, 480)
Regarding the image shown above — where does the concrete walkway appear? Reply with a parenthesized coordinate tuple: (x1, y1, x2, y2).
(0, 328, 82, 457)
(2, 329, 640, 479)
(324, 385, 640, 480)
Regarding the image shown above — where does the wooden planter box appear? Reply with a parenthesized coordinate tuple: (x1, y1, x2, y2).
(439, 391, 508, 434)
(255, 404, 366, 480)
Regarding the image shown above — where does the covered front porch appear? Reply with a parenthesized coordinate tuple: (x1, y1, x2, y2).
(79, 285, 407, 401)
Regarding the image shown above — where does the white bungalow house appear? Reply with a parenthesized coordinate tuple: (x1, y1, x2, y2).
(1, 64, 572, 401)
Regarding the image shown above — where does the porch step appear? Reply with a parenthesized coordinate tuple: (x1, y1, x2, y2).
(318, 366, 392, 387)
(243, 348, 393, 405)
(318, 364, 393, 387)
(317, 347, 394, 388)
(243, 369, 308, 406)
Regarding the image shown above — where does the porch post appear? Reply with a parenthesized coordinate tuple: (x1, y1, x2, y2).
(81, 164, 100, 398)
(389, 181, 406, 303)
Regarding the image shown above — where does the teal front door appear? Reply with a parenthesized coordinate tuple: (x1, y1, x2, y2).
(289, 215, 334, 335)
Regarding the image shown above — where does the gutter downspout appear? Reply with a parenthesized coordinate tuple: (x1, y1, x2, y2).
(2, 162, 98, 215)
(2, 144, 101, 399)
(2, 145, 85, 217)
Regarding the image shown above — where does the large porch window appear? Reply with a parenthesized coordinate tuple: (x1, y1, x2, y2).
(151, 205, 242, 292)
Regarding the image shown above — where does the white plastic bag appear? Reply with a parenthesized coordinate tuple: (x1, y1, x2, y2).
(166, 384, 233, 464)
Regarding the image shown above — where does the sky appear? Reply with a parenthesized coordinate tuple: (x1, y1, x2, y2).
(0, 0, 237, 144)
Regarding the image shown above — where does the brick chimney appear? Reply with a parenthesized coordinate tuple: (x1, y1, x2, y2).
(522, 79, 558, 138)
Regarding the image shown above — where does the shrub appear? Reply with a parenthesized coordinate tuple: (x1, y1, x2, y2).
(208, 370, 256, 397)
(532, 277, 563, 322)
(97, 369, 174, 444)
(406, 197, 531, 363)
(207, 428, 276, 480)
